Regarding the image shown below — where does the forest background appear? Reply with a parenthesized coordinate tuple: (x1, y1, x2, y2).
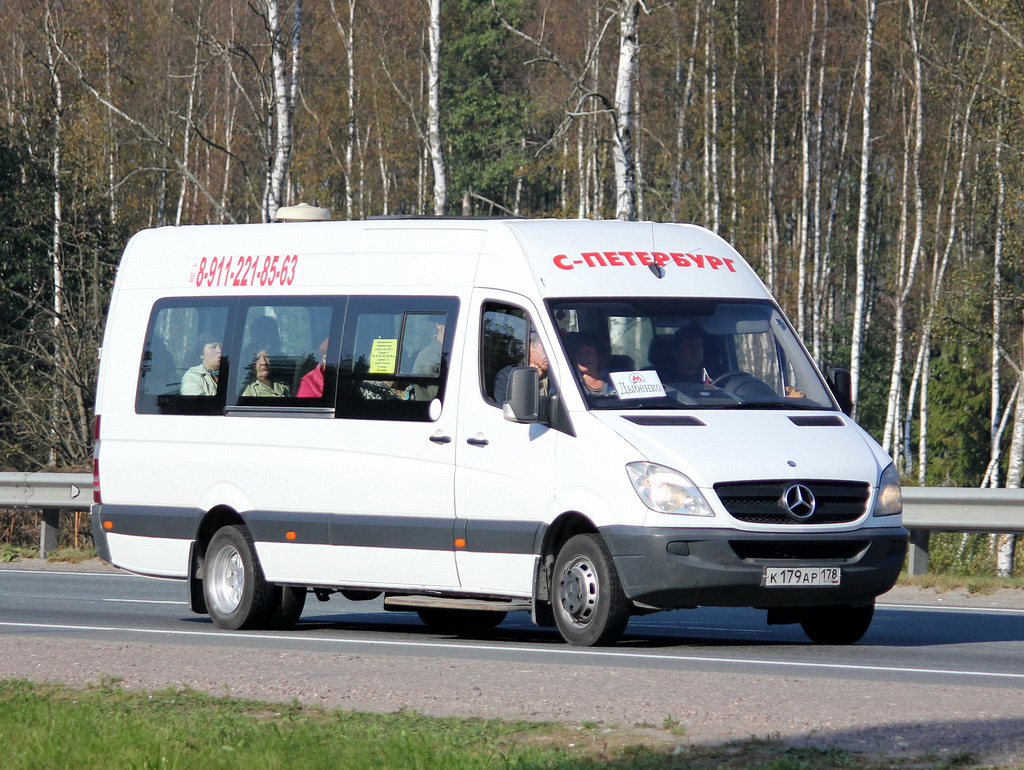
(2, 0, 1024, 571)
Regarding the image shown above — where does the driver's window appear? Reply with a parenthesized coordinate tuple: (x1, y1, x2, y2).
(480, 303, 553, 405)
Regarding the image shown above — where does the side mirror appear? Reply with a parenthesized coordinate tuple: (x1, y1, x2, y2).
(825, 366, 853, 416)
(502, 366, 540, 423)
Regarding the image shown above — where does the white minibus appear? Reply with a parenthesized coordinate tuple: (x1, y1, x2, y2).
(91, 218, 907, 646)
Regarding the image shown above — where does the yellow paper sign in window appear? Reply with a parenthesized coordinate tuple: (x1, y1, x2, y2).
(368, 338, 399, 374)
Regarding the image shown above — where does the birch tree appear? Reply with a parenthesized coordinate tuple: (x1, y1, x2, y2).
(999, 322, 1024, 576)
(612, 0, 643, 220)
(881, 0, 926, 457)
(427, 0, 446, 214)
(45, 4, 64, 468)
(264, 0, 302, 222)
(795, 0, 818, 339)
(848, 0, 877, 415)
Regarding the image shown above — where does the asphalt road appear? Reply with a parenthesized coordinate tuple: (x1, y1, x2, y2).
(3, 564, 1024, 762)
(2, 566, 1024, 688)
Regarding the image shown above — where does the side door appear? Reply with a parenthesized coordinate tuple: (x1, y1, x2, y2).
(327, 294, 463, 589)
(454, 292, 559, 596)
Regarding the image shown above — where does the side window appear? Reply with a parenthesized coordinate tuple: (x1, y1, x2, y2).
(335, 296, 458, 421)
(233, 300, 340, 407)
(136, 299, 234, 415)
(481, 303, 552, 405)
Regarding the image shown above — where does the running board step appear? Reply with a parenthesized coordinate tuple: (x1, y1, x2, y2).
(383, 596, 531, 613)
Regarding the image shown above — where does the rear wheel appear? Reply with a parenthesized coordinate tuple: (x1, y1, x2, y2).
(416, 608, 507, 633)
(800, 601, 875, 644)
(203, 525, 274, 630)
(552, 534, 630, 646)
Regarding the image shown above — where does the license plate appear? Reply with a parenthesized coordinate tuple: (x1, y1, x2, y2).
(763, 567, 841, 587)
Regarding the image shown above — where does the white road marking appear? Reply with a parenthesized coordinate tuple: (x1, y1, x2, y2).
(1, 620, 1023, 683)
(101, 599, 188, 606)
(0, 570, 133, 578)
(878, 603, 1024, 615)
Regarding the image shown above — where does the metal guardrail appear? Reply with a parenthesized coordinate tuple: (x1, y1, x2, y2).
(901, 487, 1024, 576)
(1, 474, 1022, 572)
(0, 472, 91, 557)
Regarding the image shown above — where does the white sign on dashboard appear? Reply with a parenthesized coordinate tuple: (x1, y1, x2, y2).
(609, 370, 666, 399)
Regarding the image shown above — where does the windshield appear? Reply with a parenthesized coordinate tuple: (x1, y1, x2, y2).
(549, 298, 836, 410)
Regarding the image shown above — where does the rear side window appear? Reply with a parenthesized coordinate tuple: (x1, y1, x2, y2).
(233, 301, 341, 408)
(136, 299, 234, 415)
(335, 296, 459, 421)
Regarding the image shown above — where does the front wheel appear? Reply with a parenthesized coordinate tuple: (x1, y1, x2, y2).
(551, 534, 630, 646)
(267, 586, 307, 630)
(203, 525, 274, 630)
(800, 601, 875, 644)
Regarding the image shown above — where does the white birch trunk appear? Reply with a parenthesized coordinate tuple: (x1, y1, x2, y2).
(796, 0, 817, 339)
(672, 3, 700, 221)
(45, 10, 63, 467)
(728, 0, 739, 236)
(176, 11, 203, 227)
(612, 0, 641, 221)
(994, 101, 1014, 575)
(427, 0, 446, 215)
(1000, 351, 1024, 576)
(810, 3, 830, 361)
(765, 0, 780, 291)
(103, 37, 118, 224)
(990, 78, 1006, 487)
(707, 0, 720, 232)
(849, 0, 877, 416)
(348, 0, 357, 219)
(264, 0, 300, 222)
(328, 0, 357, 219)
(577, 119, 587, 218)
(882, 0, 925, 456)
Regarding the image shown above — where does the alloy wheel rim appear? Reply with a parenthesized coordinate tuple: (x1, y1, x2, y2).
(208, 543, 244, 614)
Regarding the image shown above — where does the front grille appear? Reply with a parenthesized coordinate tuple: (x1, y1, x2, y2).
(731, 540, 869, 562)
(714, 479, 869, 524)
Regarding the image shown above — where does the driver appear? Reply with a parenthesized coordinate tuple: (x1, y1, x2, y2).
(669, 327, 711, 385)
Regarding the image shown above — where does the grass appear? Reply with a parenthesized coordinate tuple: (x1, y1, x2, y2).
(898, 571, 1024, 594)
(0, 679, 991, 769)
(44, 546, 97, 564)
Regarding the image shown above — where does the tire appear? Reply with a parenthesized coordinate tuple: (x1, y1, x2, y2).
(551, 534, 630, 646)
(267, 585, 307, 630)
(416, 608, 507, 633)
(800, 601, 875, 645)
(203, 525, 275, 630)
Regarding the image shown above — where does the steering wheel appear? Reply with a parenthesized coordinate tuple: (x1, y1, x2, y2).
(711, 370, 748, 389)
(712, 370, 776, 399)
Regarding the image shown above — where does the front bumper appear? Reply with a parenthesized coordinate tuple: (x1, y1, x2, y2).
(601, 525, 907, 609)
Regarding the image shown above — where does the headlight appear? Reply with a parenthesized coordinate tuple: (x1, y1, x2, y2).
(874, 462, 903, 516)
(626, 462, 714, 516)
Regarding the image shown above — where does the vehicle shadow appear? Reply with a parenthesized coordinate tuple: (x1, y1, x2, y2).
(183, 604, 1024, 649)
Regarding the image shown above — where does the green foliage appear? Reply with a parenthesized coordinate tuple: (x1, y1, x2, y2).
(923, 336, 991, 487)
(923, 532, 1024, 577)
(441, 0, 556, 215)
(0, 131, 53, 469)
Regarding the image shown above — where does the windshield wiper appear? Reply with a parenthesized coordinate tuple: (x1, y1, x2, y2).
(698, 401, 826, 411)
